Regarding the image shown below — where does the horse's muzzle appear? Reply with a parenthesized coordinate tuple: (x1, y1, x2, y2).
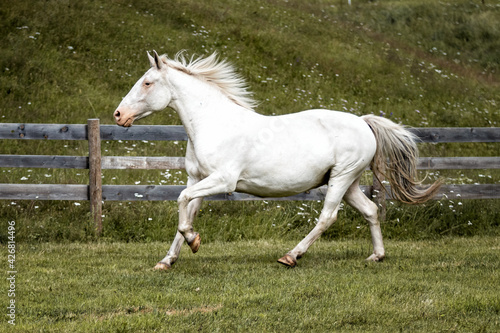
(114, 109, 134, 127)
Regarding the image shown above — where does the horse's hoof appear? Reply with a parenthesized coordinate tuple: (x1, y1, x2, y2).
(277, 254, 297, 268)
(188, 233, 201, 253)
(366, 253, 385, 262)
(153, 262, 171, 271)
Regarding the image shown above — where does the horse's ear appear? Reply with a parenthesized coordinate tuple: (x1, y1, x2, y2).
(153, 50, 163, 70)
(147, 50, 164, 69)
(147, 51, 156, 68)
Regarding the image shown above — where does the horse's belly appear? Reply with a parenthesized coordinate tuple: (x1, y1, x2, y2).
(235, 170, 330, 197)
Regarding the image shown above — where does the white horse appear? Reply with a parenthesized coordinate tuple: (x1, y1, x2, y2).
(114, 51, 441, 269)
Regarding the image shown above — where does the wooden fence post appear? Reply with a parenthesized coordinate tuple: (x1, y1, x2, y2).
(372, 168, 386, 222)
(88, 118, 103, 235)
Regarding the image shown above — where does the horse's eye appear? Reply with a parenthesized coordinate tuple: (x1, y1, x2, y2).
(144, 81, 151, 86)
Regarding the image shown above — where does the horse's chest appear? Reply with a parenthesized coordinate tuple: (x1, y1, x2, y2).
(184, 149, 221, 180)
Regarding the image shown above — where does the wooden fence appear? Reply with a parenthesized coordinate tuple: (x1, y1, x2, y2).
(1, 119, 499, 234)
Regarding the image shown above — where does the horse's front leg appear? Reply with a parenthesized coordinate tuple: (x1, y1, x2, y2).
(154, 197, 203, 271)
(177, 173, 237, 253)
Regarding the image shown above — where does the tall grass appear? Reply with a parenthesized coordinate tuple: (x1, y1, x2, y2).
(0, 0, 499, 243)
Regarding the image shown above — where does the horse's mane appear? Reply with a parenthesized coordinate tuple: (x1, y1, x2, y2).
(160, 51, 257, 111)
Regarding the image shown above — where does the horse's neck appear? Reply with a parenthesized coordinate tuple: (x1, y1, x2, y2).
(168, 69, 244, 139)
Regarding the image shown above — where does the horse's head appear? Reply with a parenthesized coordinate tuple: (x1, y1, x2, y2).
(114, 51, 173, 127)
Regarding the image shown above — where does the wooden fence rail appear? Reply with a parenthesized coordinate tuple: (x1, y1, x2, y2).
(1, 119, 499, 234)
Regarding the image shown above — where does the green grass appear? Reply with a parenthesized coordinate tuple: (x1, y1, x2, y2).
(1, 237, 499, 332)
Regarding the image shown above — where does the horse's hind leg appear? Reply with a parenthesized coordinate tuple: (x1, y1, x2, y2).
(344, 178, 385, 261)
(278, 173, 354, 267)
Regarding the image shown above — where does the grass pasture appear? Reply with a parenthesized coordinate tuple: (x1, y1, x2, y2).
(1, 0, 500, 331)
(2, 237, 499, 332)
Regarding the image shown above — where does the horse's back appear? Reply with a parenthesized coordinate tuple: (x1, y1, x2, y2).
(233, 109, 377, 197)
(273, 109, 376, 159)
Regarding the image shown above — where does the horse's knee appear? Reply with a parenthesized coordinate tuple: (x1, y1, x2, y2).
(177, 192, 190, 207)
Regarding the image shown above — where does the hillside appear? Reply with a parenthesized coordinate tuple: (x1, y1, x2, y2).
(1, 0, 499, 127)
(0, 0, 499, 243)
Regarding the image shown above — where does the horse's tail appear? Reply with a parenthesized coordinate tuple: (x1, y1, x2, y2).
(362, 115, 442, 205)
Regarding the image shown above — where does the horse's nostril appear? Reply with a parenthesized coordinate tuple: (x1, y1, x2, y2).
(114, 110, 121, 118)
